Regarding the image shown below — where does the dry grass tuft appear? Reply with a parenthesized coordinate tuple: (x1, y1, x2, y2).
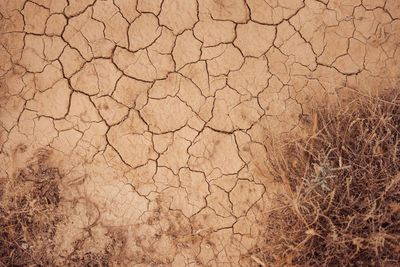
(256, 89, 400, 266)
(0, 149, 62, 266)
(0, 150, 125, 266)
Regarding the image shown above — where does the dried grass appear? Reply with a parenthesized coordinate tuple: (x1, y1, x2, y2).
(0, 150, 62, 266)
(256, 89, 400, 266)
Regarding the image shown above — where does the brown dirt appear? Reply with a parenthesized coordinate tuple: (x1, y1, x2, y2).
(0, 0, 399, 266)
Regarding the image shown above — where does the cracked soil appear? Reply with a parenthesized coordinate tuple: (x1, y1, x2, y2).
(0, 0, 399, 266)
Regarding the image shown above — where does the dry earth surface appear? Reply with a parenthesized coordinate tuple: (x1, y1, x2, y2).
(0, 0, 399, 266)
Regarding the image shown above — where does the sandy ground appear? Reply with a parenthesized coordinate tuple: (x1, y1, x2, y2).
(0, 0, 399, 265)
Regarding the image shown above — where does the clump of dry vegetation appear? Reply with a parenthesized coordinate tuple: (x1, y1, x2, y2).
(0, 150, 125, 266)
(0, 150, 62, 266)
(257, 89, 400, 266)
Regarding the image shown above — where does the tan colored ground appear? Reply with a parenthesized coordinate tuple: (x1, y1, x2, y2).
(0, 0, 399, 265)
